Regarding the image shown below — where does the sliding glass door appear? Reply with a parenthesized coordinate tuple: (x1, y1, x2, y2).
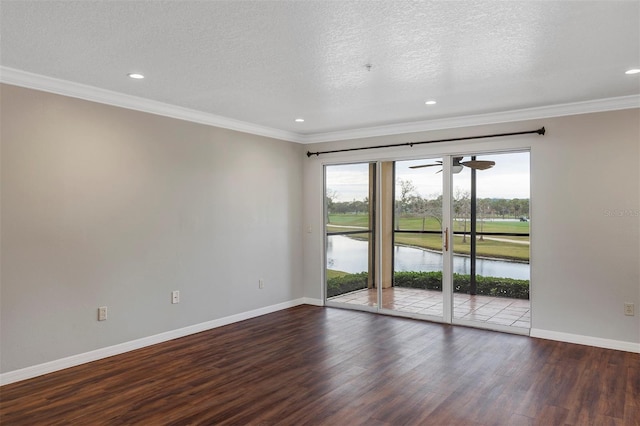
(324, 151, 530, 334)
(325, 163, 377, 309)
(451, 152, 530, 332)
(383, 159, 445, 321)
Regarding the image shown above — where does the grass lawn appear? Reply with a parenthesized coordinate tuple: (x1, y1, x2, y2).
(326, 225, 368, 233)
(453, 218, 530, 234)
(327, 214, 370, 228)
(328, 214, 530, 261)
(326, 269, 349, 279)
(450, 236, 529, 261)
(393, 233, 529, 261)
(328, 214, 530, 234)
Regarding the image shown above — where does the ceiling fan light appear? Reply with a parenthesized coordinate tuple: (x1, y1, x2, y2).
(452, 164, 463, 173)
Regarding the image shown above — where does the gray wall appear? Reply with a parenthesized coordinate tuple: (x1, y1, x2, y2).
(2, 82, 638, 376)
(1, 84, 304, 373)
(303, 110, 640, 345)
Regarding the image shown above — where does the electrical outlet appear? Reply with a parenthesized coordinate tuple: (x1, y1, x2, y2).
(624, 303, 634, 316)
(98, 306, 107, 321)
(172, 290, 180, 304)
(259, 279, 264, 289)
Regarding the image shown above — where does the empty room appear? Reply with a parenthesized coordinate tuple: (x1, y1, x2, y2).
(1, 1, 639, 425)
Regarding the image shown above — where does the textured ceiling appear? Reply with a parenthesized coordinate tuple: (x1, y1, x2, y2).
(1, 1, 639, 137)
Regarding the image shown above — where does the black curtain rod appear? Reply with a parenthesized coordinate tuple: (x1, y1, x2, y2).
(306, 127, 545, 157)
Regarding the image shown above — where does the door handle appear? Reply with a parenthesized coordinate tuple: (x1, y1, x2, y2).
(444, 227, 449, 252)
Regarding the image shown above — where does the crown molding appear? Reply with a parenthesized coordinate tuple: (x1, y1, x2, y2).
(0, 66, 302, 143)
(2, 67, 638, 145)
(299, 95, 640, 143)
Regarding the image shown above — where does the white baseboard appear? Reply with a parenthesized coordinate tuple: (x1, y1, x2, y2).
(530, 328, 640, 353)
(6, 305, 636, 386)
(0, 298, 310, 386)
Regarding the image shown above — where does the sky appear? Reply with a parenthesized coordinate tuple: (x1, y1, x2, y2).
(326, 151, 530, 201)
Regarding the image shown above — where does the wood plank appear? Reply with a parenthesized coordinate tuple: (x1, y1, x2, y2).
(1, 306, 638, 425)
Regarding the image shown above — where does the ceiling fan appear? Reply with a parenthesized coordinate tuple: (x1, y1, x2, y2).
(409, 157, 495, 173)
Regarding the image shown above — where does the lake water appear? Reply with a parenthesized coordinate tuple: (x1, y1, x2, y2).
(327, 235, 529, 280)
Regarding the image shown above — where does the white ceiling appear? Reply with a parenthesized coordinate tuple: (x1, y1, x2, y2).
(1, 1, 639, 142)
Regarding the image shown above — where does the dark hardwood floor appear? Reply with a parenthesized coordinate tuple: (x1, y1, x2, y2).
(1, 305, 639, 425)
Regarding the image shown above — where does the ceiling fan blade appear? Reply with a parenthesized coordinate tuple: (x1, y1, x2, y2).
(409, 163, 442, 169)
(461, 160, 495, 170)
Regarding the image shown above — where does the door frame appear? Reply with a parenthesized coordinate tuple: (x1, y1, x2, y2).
(322, 150, 531, 335)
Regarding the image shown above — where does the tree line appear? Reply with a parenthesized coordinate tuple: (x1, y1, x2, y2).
(327, 180, 529, 220)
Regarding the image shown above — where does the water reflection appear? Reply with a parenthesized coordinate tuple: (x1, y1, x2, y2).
(327, 235, 529, 280)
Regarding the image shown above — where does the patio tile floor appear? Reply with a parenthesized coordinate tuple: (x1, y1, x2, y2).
(328, 287, 530, 329)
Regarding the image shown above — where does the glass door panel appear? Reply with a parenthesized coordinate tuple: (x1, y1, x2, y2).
(451, 152, 530, 331)
(325, 163, 377, 309)
(384, 159, 445, 320)
(322, 152, 530, 333)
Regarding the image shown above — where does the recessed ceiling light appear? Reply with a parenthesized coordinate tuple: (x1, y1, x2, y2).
(295, 118, 305, 123)
(425, 100, 437, 105)
(625, 68, 640, 75)
(128, 73, 145, 79)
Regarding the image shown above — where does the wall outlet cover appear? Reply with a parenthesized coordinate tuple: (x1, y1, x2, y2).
(98, 306, 107, 321)
(624, 303, 634, 316)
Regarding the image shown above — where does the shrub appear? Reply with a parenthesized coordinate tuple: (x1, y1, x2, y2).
(327, 271, 529, 300)
(452, 274, 529, 299)
(393, 271, 442, 291)
(326, 272, 368, 297)
(396, 271, 529, 299)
